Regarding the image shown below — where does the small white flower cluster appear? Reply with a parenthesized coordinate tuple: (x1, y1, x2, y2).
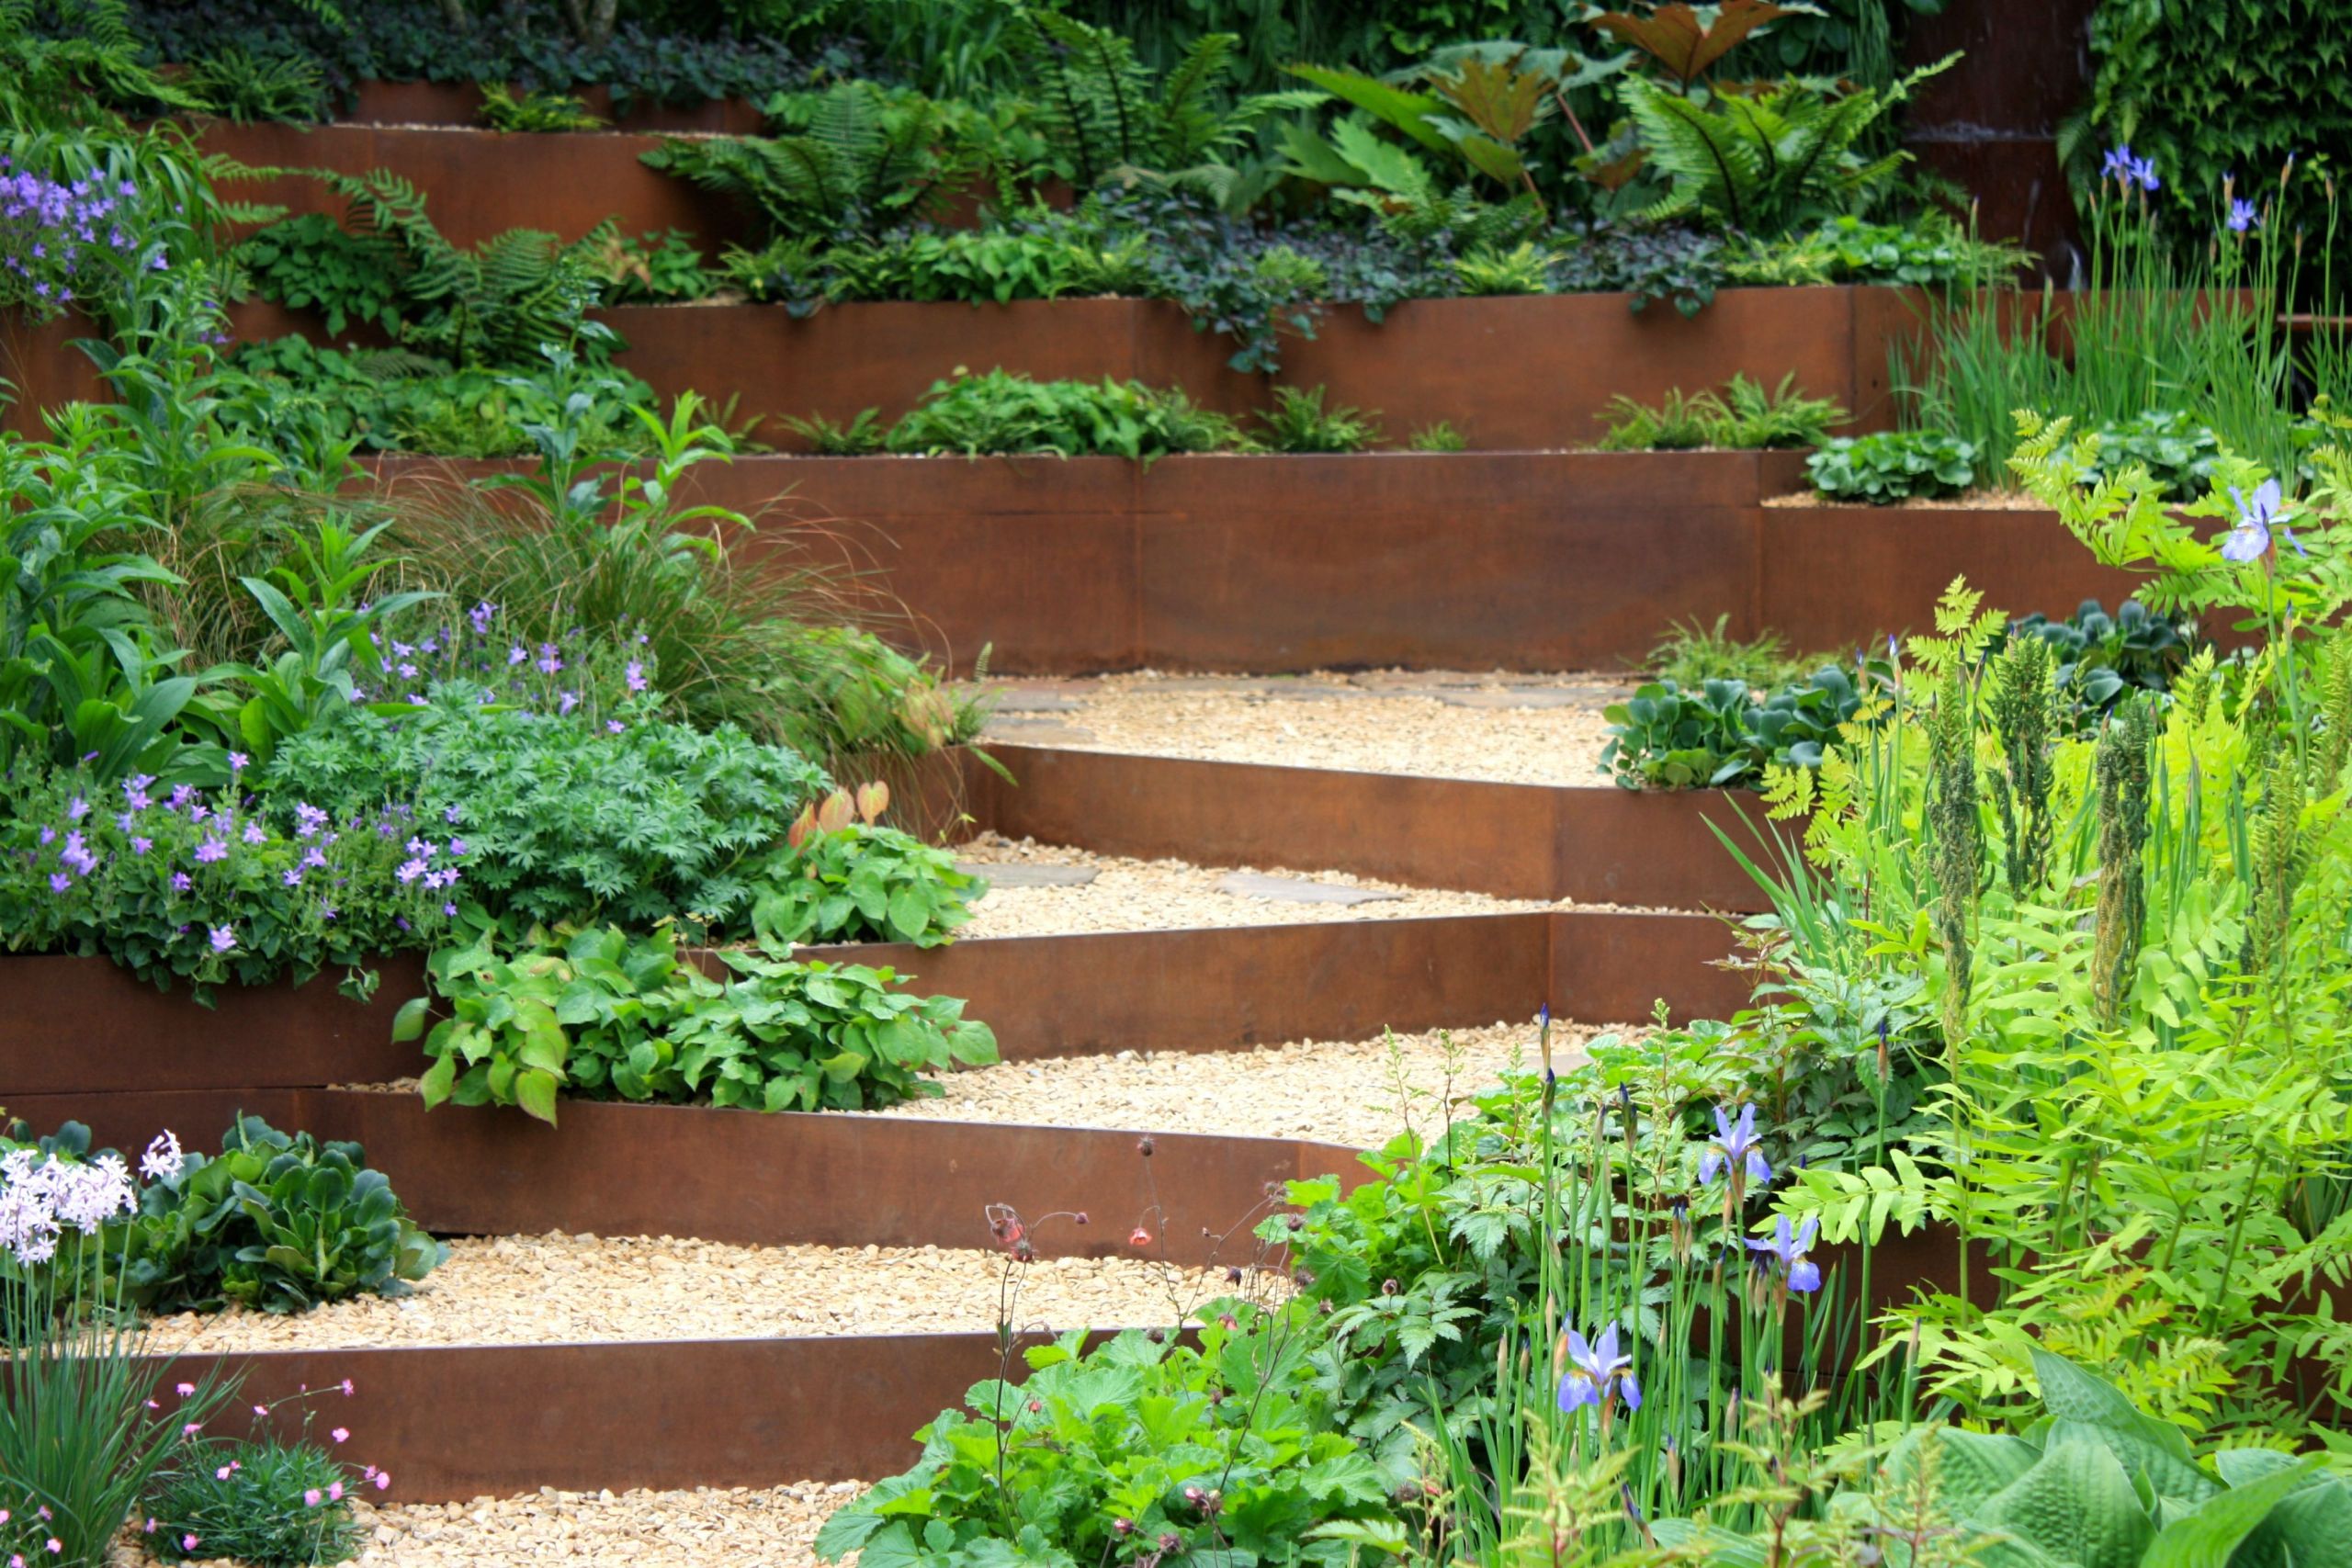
(0, 1132, 178, 1267)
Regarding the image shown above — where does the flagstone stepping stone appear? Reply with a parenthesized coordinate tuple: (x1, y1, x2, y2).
(956, 862, 1100, 888)
(1214, 872, 1402, 906)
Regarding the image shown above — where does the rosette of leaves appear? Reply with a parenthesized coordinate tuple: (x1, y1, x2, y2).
(1600, 663, 1873, 789)
(104, 1115, 444, 1314)
(884, 369, 1239, 460)
(1807, 429, 1978, 502)
(1997, 598, 2195, 720)
(751, 782, 983, 949)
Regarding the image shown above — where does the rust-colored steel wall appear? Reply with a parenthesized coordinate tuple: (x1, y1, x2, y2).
(608, 288, 1913, 450)
(156, 1334, 1101, 1499)
(1758, 505, 2143, 648)
(0, 954, 424, 1098)
(973, 745, 1786, 912)
(860, 915, 1552, 1057)
(14, 1088, 1363, 1263)
(194, 122, 741, 252)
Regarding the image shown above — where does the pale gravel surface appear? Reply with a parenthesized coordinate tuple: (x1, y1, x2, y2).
(143, 1234, 1220, 1356)
(868, 1019, 1615, 1150)
(979, 670, 1626, 786)
(953, 833, 1554, 937)
(124, 1482, 866, 1568)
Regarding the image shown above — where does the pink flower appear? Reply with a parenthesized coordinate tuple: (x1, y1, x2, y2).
(341, 1378, 355, 1395)
(304, 1488, 322, 1506)
(1128, 1227, 1151, 1247)
(254, 1404, 269, 1416)
(183, 1536, 198, 1552)
(216, 1464, 232, 1479)
(372, 1471, 390, 1491)
(175, 1381, 196, 1396)
(328, 1482, 344, 1501)
(182, 1422, 201, 1436)
(332, 1427, 349, 1443)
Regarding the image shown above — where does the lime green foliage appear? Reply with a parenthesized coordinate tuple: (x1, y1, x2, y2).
(1649, 614, 1806, 689)
(1408, 420, 1467, 451)
(815, 1313, 1408, 1568)
(1807, 429, 1978, 501)
(1753, 523, 2352, 1428)
(477, 82, 605, 132)
(1600, 372, 1846, 450)
(1250, 385, 1383, 454)
(1728, 212, 2030, 288)
(885, 368, 1239, 459)
(398, 920, 998, 1123)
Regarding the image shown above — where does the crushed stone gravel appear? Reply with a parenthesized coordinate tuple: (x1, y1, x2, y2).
(951, 833, 1562, 937)
(975, 670, 1626, 786)
(120, 1481, 866, 1568)
(141, 1235, 1223, 1356)
(869, 1019, 1616, 1150)
(951, 833, 1672, 926)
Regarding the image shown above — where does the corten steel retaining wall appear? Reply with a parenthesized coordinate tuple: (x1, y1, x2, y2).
(0, 907, 1750, 1099)
(365, 448, 2134, 678)
(604, 286, 1921, 446)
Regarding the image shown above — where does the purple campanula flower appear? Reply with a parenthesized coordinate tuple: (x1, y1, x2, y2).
(625, 660, 648, 693)
(209, 926, 235, 953)
(170, 872, 192, 893)
(130, 836, 152, 855)
(48, 872, 69, 893)
(195, 836, 227, 864)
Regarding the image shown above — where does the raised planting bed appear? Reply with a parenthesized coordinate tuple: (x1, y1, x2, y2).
(605, 287, 1923, 449)
(194, 120, 745, 251)
(17, 1087, 1360, 1262)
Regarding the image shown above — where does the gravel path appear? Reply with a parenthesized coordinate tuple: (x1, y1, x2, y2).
(870, 1019, 1608, 1150)
(978, 670, 1625, 786)
(142, 1235, 1225, 1355)
(130, 1483, 864, 1568)
(953, 833, 1554, 937)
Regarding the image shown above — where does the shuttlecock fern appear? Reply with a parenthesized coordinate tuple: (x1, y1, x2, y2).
(1623, 56, 1951, 236)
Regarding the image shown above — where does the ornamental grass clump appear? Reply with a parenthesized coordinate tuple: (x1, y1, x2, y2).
(0, 1130, 237, 1568)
